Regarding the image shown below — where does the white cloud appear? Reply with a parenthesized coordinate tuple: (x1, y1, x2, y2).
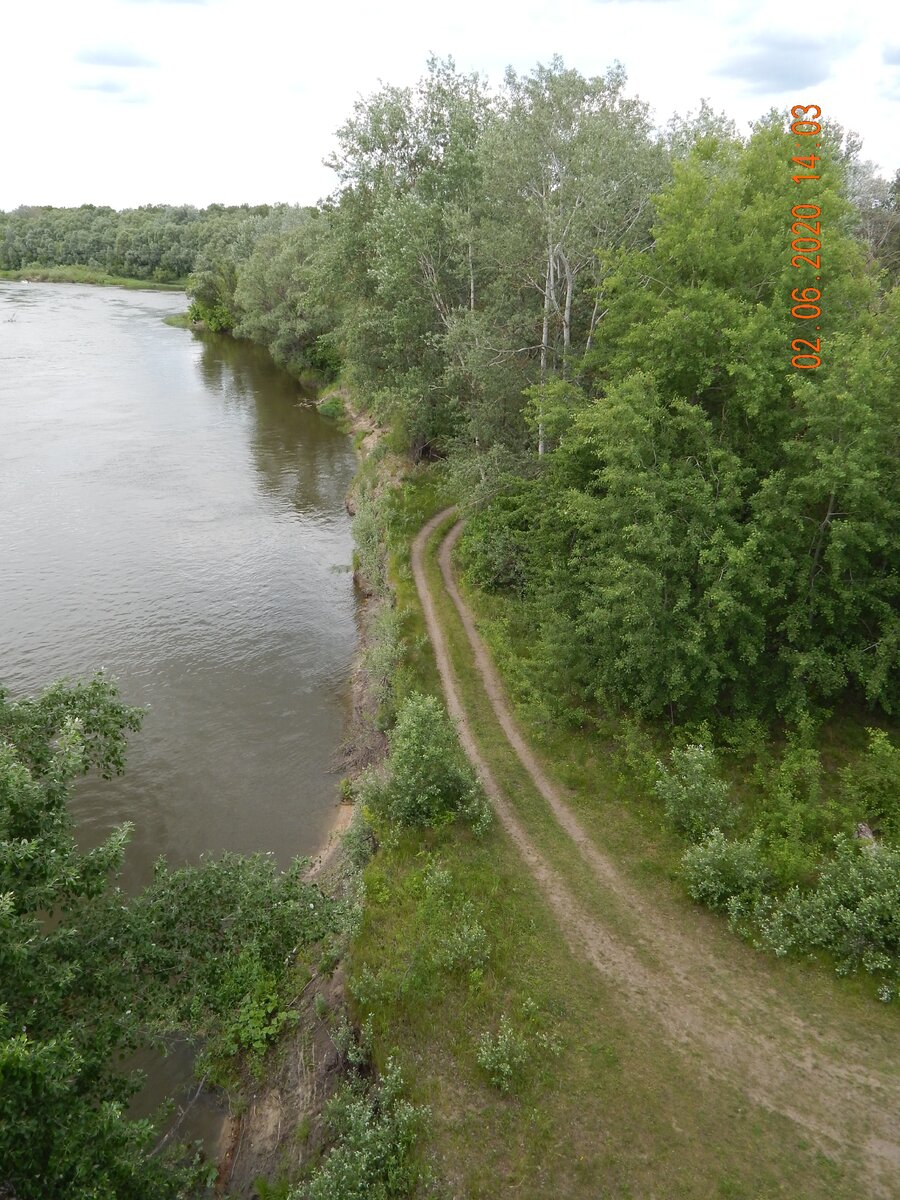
(2, 0, 898, 209)
(76, 46, 158, 67)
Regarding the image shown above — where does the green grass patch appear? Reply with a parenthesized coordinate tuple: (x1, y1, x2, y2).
(163, 311, 194, 328)
(317, 395, 345, 421)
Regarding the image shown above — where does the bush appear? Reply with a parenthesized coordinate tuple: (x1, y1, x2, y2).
(317, 394, 345, 421)
(839, 728, 900, 844)
(476, 1016, 528, 1095)
(342, 808, 377, 871)
(299, 1059, 427, 1200)
(755, 837, 900, 996)
(435, 905, 490, 973)
(352, 492, 388, 597)
(682, 829, 771, 911)
(654, 743, 734, 842)
(363, 605, 405, 728)
(372, 693, 484, 830)
(457, 486, 536, 594)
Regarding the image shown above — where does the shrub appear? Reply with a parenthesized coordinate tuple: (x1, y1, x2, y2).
(374, 693, 484, 830)
(363, 605, 405, 727)
(457, 485, 536, 594)
(476, 1016, 528, 1095)
(299, 1059, 427, 1200)
(755, 837, 900, 995)
(436, 905, 490, 973)
(654, 743, 734, 842)
(317, 395, 345, 420)
(352, 492, 388, 597)
(839, 728, 900, 843)
(342, 808, 377, 871)
(682, 829, 771, 911)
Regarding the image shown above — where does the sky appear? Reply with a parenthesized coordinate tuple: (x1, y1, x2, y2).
(2, 0, 898, 210)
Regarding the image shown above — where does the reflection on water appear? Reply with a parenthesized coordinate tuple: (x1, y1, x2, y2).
(0, 281, 359, 1148)
(198, 332, 351, 515)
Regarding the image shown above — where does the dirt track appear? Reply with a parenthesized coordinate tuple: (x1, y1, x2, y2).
(411, 507, 900, 1200)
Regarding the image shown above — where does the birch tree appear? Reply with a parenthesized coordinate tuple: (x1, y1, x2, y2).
(477, 58, 662, 452)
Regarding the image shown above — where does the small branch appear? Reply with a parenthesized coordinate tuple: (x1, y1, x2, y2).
(149, 1074, 208, 1158)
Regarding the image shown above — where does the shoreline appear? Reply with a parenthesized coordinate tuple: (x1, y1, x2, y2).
(0, 267, 186, 291)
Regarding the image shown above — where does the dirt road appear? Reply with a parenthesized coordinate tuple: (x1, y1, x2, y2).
(411, 508, 900, 1200)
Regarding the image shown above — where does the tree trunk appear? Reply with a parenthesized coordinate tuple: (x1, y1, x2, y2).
(539, 248, 553, 456)
(808, 491, 837, 601)
(562, 253, 574, 353)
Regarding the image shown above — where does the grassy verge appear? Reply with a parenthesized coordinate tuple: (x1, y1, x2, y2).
(0, 266, 186, 291)
(348, 474, 885, 1199)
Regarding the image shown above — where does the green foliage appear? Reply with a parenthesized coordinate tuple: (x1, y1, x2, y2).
(0, 202, 276, 282)
(753, 838, 900, 998)
(682, 830, 771, 911)
(362, 693, 486, 831)
(456, 481, 538, 593)
(297, 1059, 427, 1200)
(838, 728, 900, 843)
(0, 677, 195, 1198)
(352, 489, 389, 597)
(654, 744, 735, 842)
(347, 852, 493, 1013)
(342, 807, 377, 870)
(187, 296, 234, 332)
(124, 852, 337, 1082)
(473, 119, 898, 724)
(0, 676, 337, 1194)
(475, 1015, 528, 1095)
(318, 395, 345, 420)
(362, 604, 406, 727)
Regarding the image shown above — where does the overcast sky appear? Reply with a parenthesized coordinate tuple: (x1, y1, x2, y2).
(2, 0, 898, 210)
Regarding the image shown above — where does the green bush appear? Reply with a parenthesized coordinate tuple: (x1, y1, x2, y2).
(342, 808, 377, 870)
(298, 1059, 427, 1200)
(839, 728, 900, 844)
(370, 693, 485, 830)
(435, 904, 490, 973)
(476, 1016, 528, 1095)
(352, 492, 388, 598)
(457, 480, 541, 595)
(654, 743, 734, 842)
(681, 829, 771, 911)
(317, 395, 345, 420)
(363, 605, 405, 727)
(755, 837, 900, 998)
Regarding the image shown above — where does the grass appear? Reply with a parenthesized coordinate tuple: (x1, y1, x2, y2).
(0, 266, 187, 291)
(348, 476, 895, 1199)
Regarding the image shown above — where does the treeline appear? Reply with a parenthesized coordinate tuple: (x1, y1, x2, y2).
(0, 202, 287, 283)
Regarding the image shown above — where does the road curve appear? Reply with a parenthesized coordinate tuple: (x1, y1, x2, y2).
(411, 506, 900, 1199)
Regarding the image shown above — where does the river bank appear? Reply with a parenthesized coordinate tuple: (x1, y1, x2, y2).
(0, 266, 186, 290)
(209, 384, 392, 1193)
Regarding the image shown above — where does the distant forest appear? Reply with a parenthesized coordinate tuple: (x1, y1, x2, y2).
(0, 202, 294, 283)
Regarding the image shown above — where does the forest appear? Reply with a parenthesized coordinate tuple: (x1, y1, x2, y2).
(2, 54, 899, 1200)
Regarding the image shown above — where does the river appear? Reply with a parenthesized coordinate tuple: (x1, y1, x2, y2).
(0, 281, 358, 1148)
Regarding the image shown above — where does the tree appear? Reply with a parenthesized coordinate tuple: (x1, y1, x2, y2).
(470, 114, 898, 721)
(0, 675, 336, 1198)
